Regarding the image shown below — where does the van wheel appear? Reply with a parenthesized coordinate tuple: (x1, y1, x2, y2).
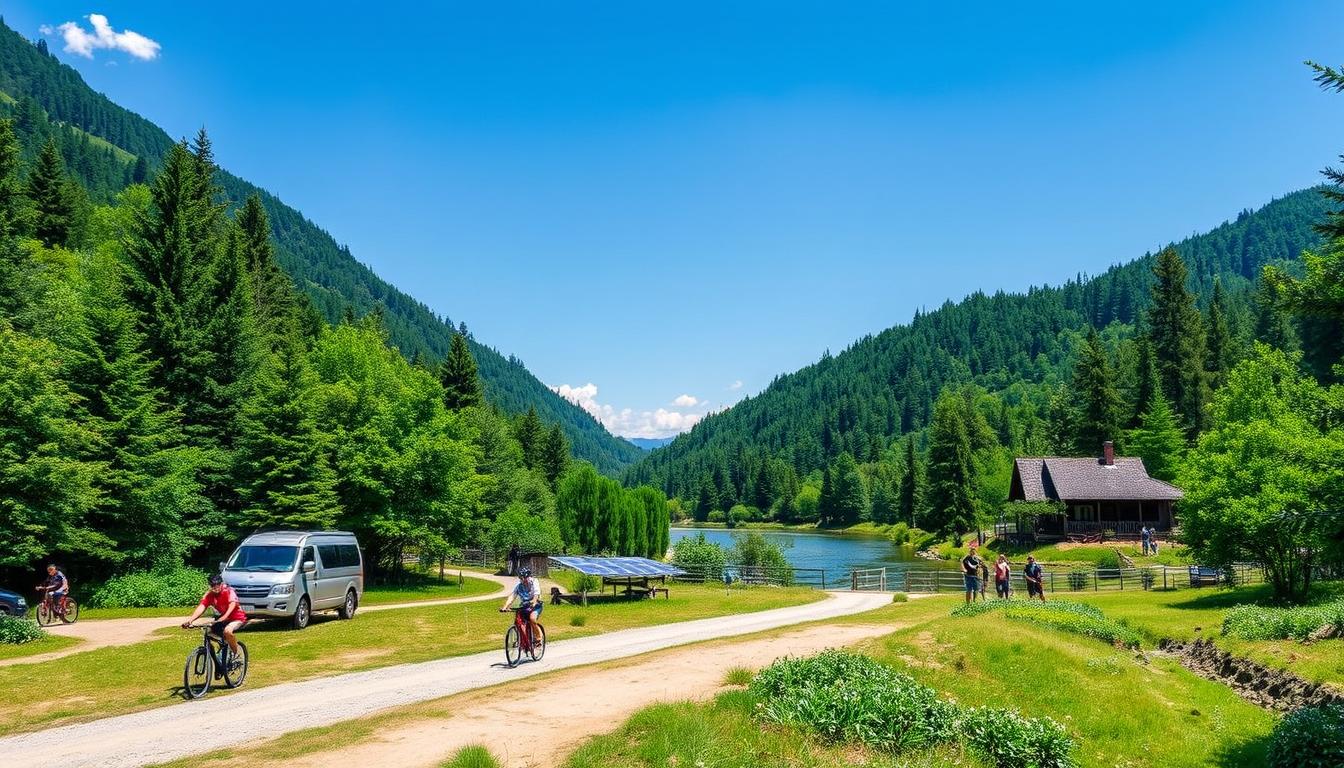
(291, 597, 311, 630)
(338, 590, 357, 620)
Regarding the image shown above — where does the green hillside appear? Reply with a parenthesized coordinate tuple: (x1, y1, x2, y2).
(625, 188, 1335, 506)
(0, 22, 641, 474)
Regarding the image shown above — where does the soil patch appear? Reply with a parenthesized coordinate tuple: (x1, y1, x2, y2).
(1159, 637, 1344, 712)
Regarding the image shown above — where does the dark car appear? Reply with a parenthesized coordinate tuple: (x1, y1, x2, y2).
(0, 587, 27, 617)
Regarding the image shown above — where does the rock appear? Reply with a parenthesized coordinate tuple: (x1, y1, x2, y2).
(1303, 624, 1341, 645)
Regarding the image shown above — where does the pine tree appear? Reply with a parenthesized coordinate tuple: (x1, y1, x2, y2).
(925, 390, 978, 542)
(1070, 327, 1121, 454)
(0, 119, 24, 240)
(1146, 247, 1209, 436)
(235, 194, 296, 349)
(514, 407, 543, 468)
(541, 423, 569, 487)
(27, 137, 75, 248)
(898, 437, 920, 526)
(234, 336, 341, 532)
(1125, 391, 1185, 483)
(818, 465, 835, 525)
(439, 332, 483, 410)
(1130, 339, 1160, 428)
(1254, 275, 1299, 352)
(829, 452, 868, 525)
(1205, 277, 1233, 390)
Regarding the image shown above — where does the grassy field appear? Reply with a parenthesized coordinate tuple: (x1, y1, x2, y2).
(935, 539, 1192, 567)
(0, 633, 79, 660)
(0, 583, 822, 736)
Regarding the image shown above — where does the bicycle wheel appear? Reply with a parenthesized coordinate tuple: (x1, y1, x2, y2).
(35, 603, 53, 627)
(504, 625, 522, 667)
(222, 642, 248, 688)
(60, 599, 79, 624)
(183, 646, 212, 699)
(529, 625, 546, 662)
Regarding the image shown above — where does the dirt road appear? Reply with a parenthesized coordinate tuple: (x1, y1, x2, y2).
(0, 572, 519, 668)
(0, 590, 892, 767)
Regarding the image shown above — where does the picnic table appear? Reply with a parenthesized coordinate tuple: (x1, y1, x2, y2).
(602, 574, 670, 599)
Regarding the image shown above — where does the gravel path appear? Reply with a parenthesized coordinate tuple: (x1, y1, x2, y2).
(0, 590, 890, 768)
(0, 572, 518, 668)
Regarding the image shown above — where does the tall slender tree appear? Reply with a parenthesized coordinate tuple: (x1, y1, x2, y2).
(1070, 327, 1121, 454)
(440, 332, 483, 410)
(541, 423, 570, 488)
(925, 390, 979, 542)
(898, 437, 920, 527)
(234, 194, 296, 349)
(27, 137, 75, 248)
(1254, 275, 1299, 352)
(0, 120, 24, 240)
(1205, 277, 1234, 390)
(1146, 247, 1208, 435)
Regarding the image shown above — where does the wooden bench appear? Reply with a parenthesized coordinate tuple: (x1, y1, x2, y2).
(649, 587, 669, 600)
(550, 586, 588, 606)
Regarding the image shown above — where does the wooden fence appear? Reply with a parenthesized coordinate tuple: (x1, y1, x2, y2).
(852, 563, 1268, 594)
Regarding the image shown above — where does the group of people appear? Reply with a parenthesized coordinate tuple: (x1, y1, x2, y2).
(960, 544, 1047, 603)
(1140, 525, 1160, 556)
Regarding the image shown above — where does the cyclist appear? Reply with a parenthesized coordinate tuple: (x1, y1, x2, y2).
(499, 566, 542, 645)
(37, 564, 70, 613)
(182, 574, 247, 667)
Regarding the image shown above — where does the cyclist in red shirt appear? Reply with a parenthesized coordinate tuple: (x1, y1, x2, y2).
(182, 574, 247, 666)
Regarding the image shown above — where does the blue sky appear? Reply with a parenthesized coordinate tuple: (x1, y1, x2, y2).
(10, 2, 1344, 437)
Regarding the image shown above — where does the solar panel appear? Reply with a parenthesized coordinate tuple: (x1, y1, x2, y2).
(549, 556, 687, 578)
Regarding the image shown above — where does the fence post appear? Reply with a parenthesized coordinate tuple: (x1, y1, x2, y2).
(851, 571, 857, 591)
(880, 568, 887, 592)
(1094, 569, 1098, 591)
(1050, 572, 1056, 593)
(1119, 570, 1124, 591)
(1163, 566, 1168, 590)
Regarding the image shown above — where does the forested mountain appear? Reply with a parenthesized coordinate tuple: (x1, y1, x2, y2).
(0, 20, 641, 474)
(625, 188, 1336, 511)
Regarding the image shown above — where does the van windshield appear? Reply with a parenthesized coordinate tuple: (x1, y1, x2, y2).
(227, 545, 299, 572)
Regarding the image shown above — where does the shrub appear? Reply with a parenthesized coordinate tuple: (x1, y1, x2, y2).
(558, 572, 601, 595)
(890, 523, 911, 545)
(723, 666, 754, 686)
(1222, 600, 1344, 641)
(90, 566, 209, 608)
(568, 614, 588, 627)
(749, 650, 1074, 767)
(732, 532, 792, 585)
(1067, 570, 1090, 591)
(486, 504, 564, 555)
(1267, 704, 1344, 768)
(1094, 550, 1121, 570)
(892, 592, 909, 603)
(1139, 569, 1156, 591)
(0, 616, 47, 645)
(672, 532, 727, 578)
(952, 600, 1141, 649)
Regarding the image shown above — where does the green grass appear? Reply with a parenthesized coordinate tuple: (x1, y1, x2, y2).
(952, 599, 1143, 648)
(935, 539, 1191, 567)
(0, 583, 823, 736)
(440, 746, 501, 768)
(361, 574, 499, 605)
(722, 665, 754, 686)
(0, 632, 80, 660)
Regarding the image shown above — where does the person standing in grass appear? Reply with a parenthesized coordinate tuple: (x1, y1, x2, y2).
(979, 558, 990, 600)
(1024, 555, 1046, 602)
(994, 554, 1011, 599)
(961, 544, 983, 604)
(1140, 525, 1151, 556)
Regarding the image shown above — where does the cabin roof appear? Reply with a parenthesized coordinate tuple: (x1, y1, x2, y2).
(1011, 457, 1183, 502)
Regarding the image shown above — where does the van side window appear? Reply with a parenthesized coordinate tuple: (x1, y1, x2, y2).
(340, 544, 360, 568)
(317, 544, 341, 568)
(302, 546, 315, 570)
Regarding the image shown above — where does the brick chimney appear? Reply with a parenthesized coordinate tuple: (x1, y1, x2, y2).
(1102, 441, 1115, 466)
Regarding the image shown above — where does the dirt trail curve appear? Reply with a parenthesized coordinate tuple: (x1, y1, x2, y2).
(0, 590, 891, 768)
(0, 572, 522, 668)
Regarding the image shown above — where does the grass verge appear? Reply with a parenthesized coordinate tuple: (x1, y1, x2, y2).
(0, 583, 822, 736)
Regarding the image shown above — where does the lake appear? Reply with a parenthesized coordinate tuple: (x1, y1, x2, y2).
(669, 527, 955, 584)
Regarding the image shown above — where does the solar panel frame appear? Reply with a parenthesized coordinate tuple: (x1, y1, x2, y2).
(549, 555, 687, 578)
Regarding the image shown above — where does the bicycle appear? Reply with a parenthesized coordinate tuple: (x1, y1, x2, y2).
(501, 605, 546, 667)
(34, 587, 78, 626)
(181, 622, 249, 699)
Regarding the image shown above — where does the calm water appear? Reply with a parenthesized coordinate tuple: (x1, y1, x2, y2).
(669, 527, 956, 582)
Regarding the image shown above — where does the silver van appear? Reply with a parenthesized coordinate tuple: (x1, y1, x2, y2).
(220, 531, 364, 630)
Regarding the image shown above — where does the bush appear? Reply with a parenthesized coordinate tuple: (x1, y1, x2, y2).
(486, 504, 564, 555)
(892, 592, 909, 603)
(1267, 704, 1344, 768)
(952, 600, 1142, 649)
(1067, 570, 1090, 592)
(1139, 569, 1156, 591)
(90, 566, 209, 608)
(732, 532, 792, 585)
(890, 522, 911, 545)
(1222, 600, 1344, 641)
(0, 616, 47, 645)
(749, 650, 1074, 767)
(1094, 550, 1121, 570)
(558, 571, 600, 594)
(707, 510, 726, 524)
(569, 614, 588, 627)
(671, 532, 726, 578)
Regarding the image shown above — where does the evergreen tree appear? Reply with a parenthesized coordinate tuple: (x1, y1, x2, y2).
(439, 332, 483, 410)
(514, 407, 543, 469)
(925, 390, 979, 542)
(1130, 339, 1160, 428)
(818, 464, 835, 525)
(541, 423, 570, 487)
(234, 336, 341, 532)
(1254, 275, 1299, 352)
(828, 452, 868, 526)
(27, 137, 75, 248)
(1205, 277, 1234, 390)
(1306, 61, 1344, 241)
(1070, 327, 1121, 454)
(235, 194, 295, 349)
(1146, 247, 1209, 435)
(0, 119, 24, 239)
(556, 463, 602, 552)
(898, 437, 920, 527)
(1125, 391, 1185, 483)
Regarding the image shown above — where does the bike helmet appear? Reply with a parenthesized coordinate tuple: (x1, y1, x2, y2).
(207, 574, 225, 586)
(519, 567, 532, 578)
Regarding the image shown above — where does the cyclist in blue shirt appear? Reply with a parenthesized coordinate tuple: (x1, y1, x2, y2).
(500, 567, 543, 642)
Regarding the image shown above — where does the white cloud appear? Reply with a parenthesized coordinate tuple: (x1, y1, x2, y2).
(728, 380, 744, 390)
(672, 394, 699, 407)
(48, 14, 161, 61)
(551, 382, 707, 439)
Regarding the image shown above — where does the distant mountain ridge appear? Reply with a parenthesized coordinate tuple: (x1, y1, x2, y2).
(626, 188, 1332, 497)
(626, 437, 676, 451)
(0, 21, 643, 474)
